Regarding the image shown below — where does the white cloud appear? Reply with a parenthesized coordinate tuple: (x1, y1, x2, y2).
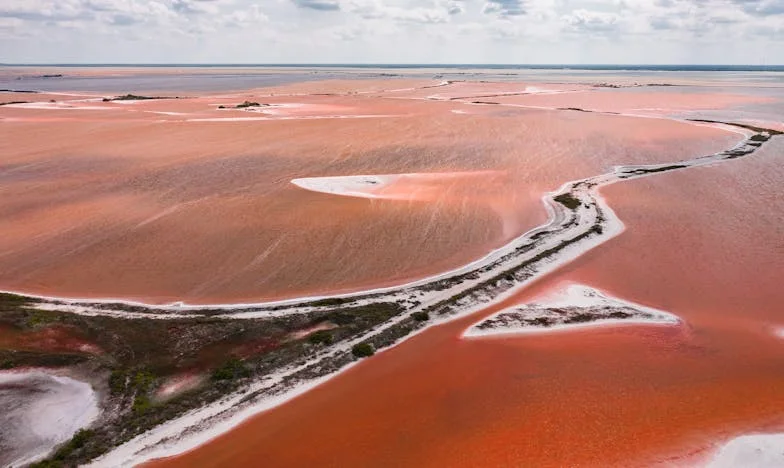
(0, 0, 782, 63)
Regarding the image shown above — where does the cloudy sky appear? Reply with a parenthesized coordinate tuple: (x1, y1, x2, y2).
(1, 0, 782, 64)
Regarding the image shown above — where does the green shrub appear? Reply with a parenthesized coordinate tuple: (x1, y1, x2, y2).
(307, 330, 333, 345)
(311, 297, 348, 307)
(132, 394, 151, 414)
(26, 310, 58, 328)
(133, 370, 154, 392)
(29, 461, 61, 468)
(52, 429, 94, 460)
(553, 193, 581, 210)
(351, 343, 374, 358)
(212, 357, 250, 381)
(108, 370, 127, 395)
(412, 312, 429, 322)
(236, 100, 261, 108)
(0, 292, 30, 305)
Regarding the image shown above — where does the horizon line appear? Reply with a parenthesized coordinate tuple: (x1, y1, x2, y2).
(1, 63, 783, 68)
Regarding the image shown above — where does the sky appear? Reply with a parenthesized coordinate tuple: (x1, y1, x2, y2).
(1, 0, 783, 64)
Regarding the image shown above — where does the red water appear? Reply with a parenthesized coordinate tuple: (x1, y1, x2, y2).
(5, 78, 782, 466)
(0, 84, 736, 304)
(151, 133, 784, 468)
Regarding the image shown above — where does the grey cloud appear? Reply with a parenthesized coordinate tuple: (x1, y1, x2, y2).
(731, 0, 784, 16)
(83, 0, 117, 13)
(171, 0, 220, 15)
(650, 16, 675, 30)
(111, 13, 139, 25)
(293, 0, 341, 11)
(483, 0, 527, 17)
(656, 0, 784, 16)
(0, 1, 92, 22)
(446, 1, 464, 15)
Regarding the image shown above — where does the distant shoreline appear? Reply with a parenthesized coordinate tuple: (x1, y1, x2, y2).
(2, 64, 784, 72)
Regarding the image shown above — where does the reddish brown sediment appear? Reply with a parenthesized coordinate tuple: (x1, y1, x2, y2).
(148, 130, 784, 467)
(0, 83, 739, 304)
(0, 324, 101, 355)
(155, 373, 205, 401)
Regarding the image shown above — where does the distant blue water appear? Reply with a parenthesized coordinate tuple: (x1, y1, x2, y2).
(1, 64, 782, 93)
(0, 73, 328, 94)
(4, 64, 784, 72)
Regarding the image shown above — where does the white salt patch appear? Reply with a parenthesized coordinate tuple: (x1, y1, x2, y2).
(146, 111, 189, 116)
(0, 371, 99, 467)
(291, 170, 501, 201)
(709, 434, 784, 468)
(524, 86, 568, 95)
(291, 174, 395, 199)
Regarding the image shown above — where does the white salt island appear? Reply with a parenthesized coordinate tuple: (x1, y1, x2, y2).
(463, 283, 679, 338)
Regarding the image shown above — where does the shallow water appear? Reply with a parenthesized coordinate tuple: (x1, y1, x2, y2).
(152, 127, 784, 468)
(0, 87, 736, 304)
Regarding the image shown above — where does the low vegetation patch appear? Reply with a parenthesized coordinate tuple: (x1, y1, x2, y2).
(30, 429, 95, 468)
(102, 94, 173, 102)
(211, 358, 251, 381)
(412, 311, 430, 322)
(218, 101, 268, 109)
(0, 296, 401, 466)
(553, 193, 582, 210)
(351, 342, 375, 358)
(307, 329, 334, 345)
